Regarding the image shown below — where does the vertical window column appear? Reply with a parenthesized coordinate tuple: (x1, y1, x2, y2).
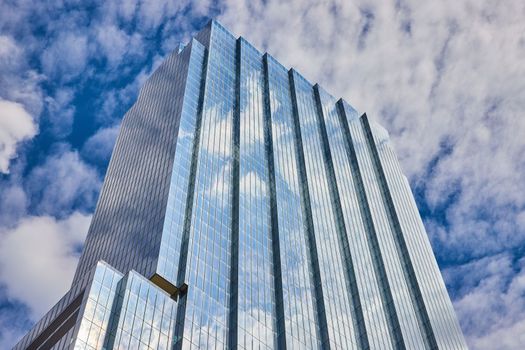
(288, 69, 331, 349)
(361, 115, 438, 350)
(265, 55, 321, 349)
(337, 100, 405, 349)
(313, 86, 370, 350)
(171, 41, 210, 350)
(176, 22, 238, 350)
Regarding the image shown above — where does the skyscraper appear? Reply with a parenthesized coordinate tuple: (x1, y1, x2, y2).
(14, 20, 466, 350)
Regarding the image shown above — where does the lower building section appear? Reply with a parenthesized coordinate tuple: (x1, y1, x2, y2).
(13, 261, 179, 350)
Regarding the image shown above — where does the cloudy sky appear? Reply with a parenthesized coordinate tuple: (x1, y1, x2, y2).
(0, 0, 524, 348)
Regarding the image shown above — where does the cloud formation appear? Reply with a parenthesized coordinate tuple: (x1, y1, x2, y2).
(444, 253, 525, 349)
(25, 148, 101, 217)
(82, 124, 120, 164)
(0, 100, 37, 174)
(0, 212, 91, 319)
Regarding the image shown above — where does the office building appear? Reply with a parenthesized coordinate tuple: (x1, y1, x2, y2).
(14, 20, 466, 350)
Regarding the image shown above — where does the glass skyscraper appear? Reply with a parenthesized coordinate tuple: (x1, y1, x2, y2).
(14, 20, 466, 350)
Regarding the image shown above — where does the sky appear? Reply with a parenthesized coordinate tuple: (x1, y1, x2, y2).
(0, 0, 524, 348)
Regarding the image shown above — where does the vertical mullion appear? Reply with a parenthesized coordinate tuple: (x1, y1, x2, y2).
(263, 54, 286, 349)
(227, 37, 241, 350)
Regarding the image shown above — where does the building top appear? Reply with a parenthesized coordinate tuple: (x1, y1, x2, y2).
(187, 19, 357, 115)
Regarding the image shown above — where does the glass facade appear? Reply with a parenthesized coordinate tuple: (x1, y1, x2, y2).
(15, 20, 466, 350)
(74, 262, 178, 350)
(266, 56, 321, 349)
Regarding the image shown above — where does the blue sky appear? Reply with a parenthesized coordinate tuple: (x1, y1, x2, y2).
(1, 1, 524, 348)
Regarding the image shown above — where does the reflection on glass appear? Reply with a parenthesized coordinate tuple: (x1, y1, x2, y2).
(237, 39, 276, 349)
(319, 91, 395, 349)
(158, 39, 206, 284)
(291, 71, 359, 349)
(180, 22, 236, 349)
(73, 262, 178, 350)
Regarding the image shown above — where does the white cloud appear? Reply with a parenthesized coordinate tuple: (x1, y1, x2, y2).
(200, 105, 233, 158)
(0, 35, 43, 134)
(98, 0, 138, 24)
(0, 36, 23, 70)
(136, 0, 189, 32)
(0, 35, 43, 148)
(205, 163, 231, 199)
(239, 171, 266, 197)
(0, 100, 37, 174)
(0, 36, 42, 177)
(41, 31, 89, 81)
(445, 254, 525, 349)
(82, 124, 120, 163)
(44, 88, 76, 138)
(95, 24, 145, 67)
(26, 148, 100, 217)
(472, 319, 525, 350)
(0, 185, 28, 228)
(0, 212, 91, 319)
(95, 59, 157, 124)
(0, 300, 30, 350)
(96, 24, 130, 65)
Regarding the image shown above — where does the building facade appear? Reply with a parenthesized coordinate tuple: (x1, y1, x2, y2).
(14, 20, 466, 350)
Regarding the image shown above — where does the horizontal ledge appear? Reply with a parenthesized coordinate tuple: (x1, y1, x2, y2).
(149, 273, 188, 300)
